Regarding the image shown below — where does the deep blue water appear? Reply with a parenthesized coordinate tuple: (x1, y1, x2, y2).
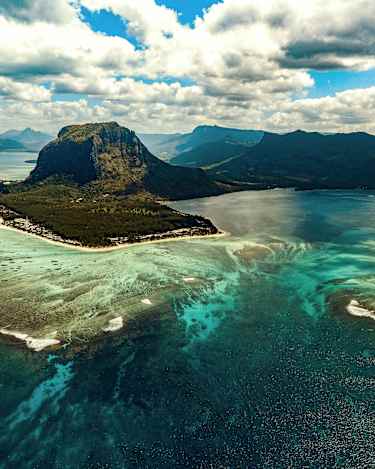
(1, 189, 375, 468)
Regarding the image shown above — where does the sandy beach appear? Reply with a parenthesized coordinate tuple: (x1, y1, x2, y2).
(0, 328, 61, 352)
(0, 221, 228, 253)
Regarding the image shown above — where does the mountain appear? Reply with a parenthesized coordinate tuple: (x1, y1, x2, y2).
(170, 139, 251, 168)
(0, 128, 53, 152)
(139, 125, 264, 161)
(28, 122, 223, 200)
(0, 138, 27, 152)
(208, 130, 375, 189)
(181, 125, 264, 151)
(0, 122, 224, 247)
(138, 132, 182, 160)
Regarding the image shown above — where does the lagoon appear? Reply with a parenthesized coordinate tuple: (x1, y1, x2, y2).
(1, 189, 375, 467)
(0, 151, 37, 181)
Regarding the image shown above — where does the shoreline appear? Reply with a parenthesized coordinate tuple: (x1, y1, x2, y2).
(0, 221, 228, 253)
(0, 328, 61, 352)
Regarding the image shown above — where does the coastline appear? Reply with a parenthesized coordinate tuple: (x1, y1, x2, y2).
(0, 221, 228, 253)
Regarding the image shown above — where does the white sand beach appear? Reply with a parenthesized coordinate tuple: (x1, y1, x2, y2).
(0, 328, 61, 352)
(0, 221, 228, 253)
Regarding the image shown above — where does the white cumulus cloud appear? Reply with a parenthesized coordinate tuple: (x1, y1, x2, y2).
(0, 0, 374, 134)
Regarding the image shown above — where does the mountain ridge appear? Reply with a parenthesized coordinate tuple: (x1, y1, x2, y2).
(208, 130, 375, 189)
(0, 138, 27, 152)
(170, 138, 250, 168)
(140, 125, 264, 161)
(0, 128, 53, 152)
(28, 121, 223, 200)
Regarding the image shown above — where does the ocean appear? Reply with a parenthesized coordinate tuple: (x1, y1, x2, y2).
(1, 189, 375, 468)
(0, 152, 37, 181)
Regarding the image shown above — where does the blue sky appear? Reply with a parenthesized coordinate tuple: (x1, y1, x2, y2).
(0, 0, 374, 134)
(155, 0, 219, 23)
(81, 1, 375, 101)
(81, 1, 219, 47)
(309, 69, 375, 98)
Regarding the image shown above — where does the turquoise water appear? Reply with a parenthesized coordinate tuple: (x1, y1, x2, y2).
(0, 152, 36, 181)
(1, 189, 375, 467)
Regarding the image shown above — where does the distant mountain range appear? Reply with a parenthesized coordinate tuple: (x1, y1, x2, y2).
(0, 128, 53, 152)
(0, 138, 26, 152)
(3, 121, 375, 249)
(140, 125, 263, 161)
(205, 130, 375, 189)
(150, 126, 375, 190)
(4, 123, 375, 192)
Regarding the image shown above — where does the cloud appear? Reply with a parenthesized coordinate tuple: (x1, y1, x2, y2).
(0, 77, 51, 101)
(2, 84, 375, 137)
(0, 15, 138, 81)
(81, 0, 181, 44)
(52, 75, 204, 106)
(199, 0, 375, 71)
(0, 98, 108, 133)
(266, 87, 375, 133)
(0, 0, 78, 24)
(0, 0, 374, 134)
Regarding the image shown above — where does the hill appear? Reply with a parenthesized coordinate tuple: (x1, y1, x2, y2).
(28, 122, 222, 200)
(170, 139, 251, 168)
(138, 132, 182, 160)
(208, 130, 375, 189)
(0, 128, 53, 152)
(139, 125, 263, 161)
(0, 138, 27, 152)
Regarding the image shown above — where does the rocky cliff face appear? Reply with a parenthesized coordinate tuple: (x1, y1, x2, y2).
(29, 122, 222, 199)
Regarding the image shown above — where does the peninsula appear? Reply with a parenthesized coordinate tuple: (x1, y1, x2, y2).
(0, 122, 225, 248)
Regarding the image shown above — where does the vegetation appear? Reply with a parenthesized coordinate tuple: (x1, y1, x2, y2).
(140, 125, 264, 161)
(208, 130, 375, 189)
(170, 139, 251, 168)
(0, 122, 223, 247)
(29, 121, 222, 199)
(0, 183, 217, 247)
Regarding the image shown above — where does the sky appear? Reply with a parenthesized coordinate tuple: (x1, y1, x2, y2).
(0, 0, 374, 135)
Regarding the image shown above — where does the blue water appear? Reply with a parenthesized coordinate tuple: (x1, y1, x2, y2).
(1, 189, 375, 468)
(0, 152, 37, 181)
